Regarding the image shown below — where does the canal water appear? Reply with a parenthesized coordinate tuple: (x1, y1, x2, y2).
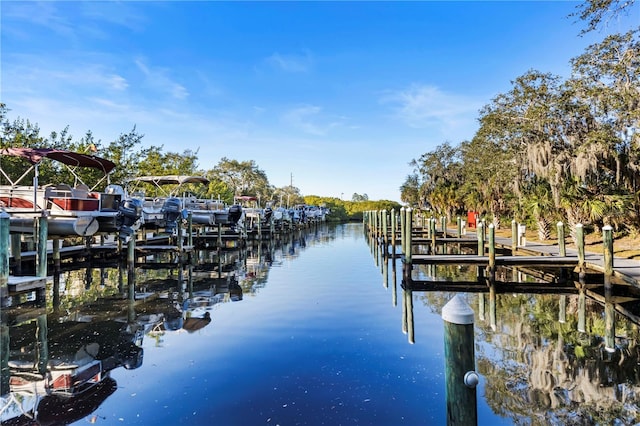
(2, 222, 640, 425)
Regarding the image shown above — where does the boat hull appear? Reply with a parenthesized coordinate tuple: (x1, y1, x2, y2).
(10, 216, 100, 236)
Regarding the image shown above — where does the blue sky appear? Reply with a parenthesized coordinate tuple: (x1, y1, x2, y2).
(2, 1, 638, 202)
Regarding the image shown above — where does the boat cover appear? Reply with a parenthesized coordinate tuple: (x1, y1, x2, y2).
(0, 148, 116, 174)
(129, 175, 210, 186)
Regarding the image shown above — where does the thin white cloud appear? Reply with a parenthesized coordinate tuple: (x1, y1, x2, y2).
(4, 55, 129, 96)
(266, 50, 313, 73)
(281, 105, 347, 136)
(381, 84, 482, 136)
(135, 58, 189, 100)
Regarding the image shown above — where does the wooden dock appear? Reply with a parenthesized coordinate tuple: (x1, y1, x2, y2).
(409, 254, 579, 267)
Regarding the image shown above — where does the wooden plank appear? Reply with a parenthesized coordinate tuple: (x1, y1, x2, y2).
(136, 245, 194, 252)
(409, 254, 579, 267)
(8, 276, 47, 292)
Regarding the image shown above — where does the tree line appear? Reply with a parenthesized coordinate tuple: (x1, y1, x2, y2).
(0, 104, 400, 221)
(400, 1, 640, 241)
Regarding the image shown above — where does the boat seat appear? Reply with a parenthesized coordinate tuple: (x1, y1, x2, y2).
(45, 184, 73, 199)
(72, 184, 90, 198)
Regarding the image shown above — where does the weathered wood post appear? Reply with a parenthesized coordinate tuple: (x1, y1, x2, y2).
(391, 209, 397, 250)
(477, 222, 484, 256)
(511, 220, 517, 253)
(37, 212, 48, 278)
(557, 222, 566, 257)
(457, 216, 462, 237)
(381, 209, 388, 248)
(400, 207, 406, 255)
(478, 293, 486, 321)
(603, 225, 615, 352)
(431, 217, 437, 254)
(11, 234, 22, 275)
(52, 238, 60, 271)
(127, 236, 136, 289)
(576, 223, 586, 281)
(442, 295, 478, 426)
(488, 224, 496, 282)
(0, 211, 8, 303)
(405, 207, 413, 265)
(441, 216, 447, 238)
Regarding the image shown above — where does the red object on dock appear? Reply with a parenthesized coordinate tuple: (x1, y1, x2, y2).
(467, 211, 478, 228)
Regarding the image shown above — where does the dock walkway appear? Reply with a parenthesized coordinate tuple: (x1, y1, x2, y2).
(441, 230, 640, 287)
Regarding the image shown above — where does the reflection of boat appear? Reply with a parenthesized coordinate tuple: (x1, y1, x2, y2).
(1, 376, 118, 426)
(128, 175, 242, 233)
(2, 318, 142, 424)
(0, 148, 142, 239)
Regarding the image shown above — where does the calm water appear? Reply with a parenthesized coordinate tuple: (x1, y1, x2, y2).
(2, 223, 640, 425)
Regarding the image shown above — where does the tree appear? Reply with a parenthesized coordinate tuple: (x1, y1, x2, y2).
(400, 173, 421, 207)
(572, 0, 637, 34)
(208, 158, 272, 202)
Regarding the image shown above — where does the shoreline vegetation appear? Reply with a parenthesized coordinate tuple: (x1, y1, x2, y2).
(398, 3, 640, 263)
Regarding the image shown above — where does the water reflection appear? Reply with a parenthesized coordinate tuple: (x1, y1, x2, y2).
(1, 226, 334, 424)
(371, 232, 640, 425)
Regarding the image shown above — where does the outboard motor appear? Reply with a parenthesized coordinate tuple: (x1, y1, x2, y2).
(228, 204, 243, 225)
(162, 197, 183, 235)
(263, 206, 273, 225)
(117, 197, 143, 242)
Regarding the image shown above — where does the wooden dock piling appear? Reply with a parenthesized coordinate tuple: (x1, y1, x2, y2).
(442, 295, 478, 426)
(603, 225, 615, 352)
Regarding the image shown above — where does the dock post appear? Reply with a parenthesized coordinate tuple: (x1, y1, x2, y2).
(457, 216, 462, 237)
(400, 207, 406, 254)
(488, 224, 495, 282)
(441, 216, 446, 238)
(478, 293, 485, 321)
(557, 222, 566, 257)
(381, 209, 388, 247)
(391, 209, 397, 249)
(442, 295, 478, 426)
(477, 222, 484, 256)
(511, 220, 517, 253)
(52, 238, 60, 271)
(405, 208, 413, 265)
(576, 224, 585, 275)
(11, 234, 22, 275)
(0, 211, 9, 303)
(37, 212, 48, 278)
(217, 223, 222, 249)
(603, 225, 615, 352)
(430, 217, 437, 253)
(127, 237, 135, 285)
